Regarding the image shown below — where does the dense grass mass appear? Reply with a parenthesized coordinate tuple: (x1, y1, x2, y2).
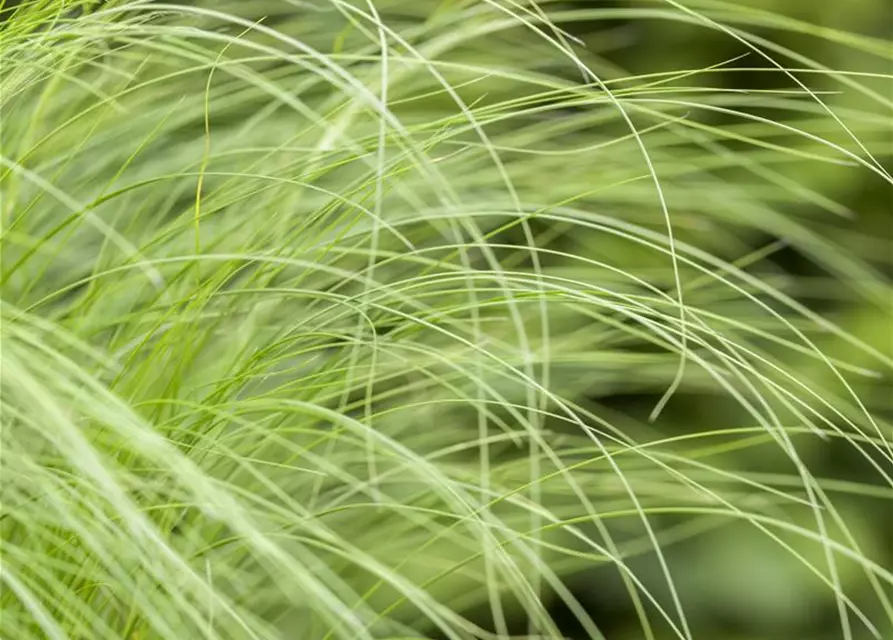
(1, 1, 891, 639)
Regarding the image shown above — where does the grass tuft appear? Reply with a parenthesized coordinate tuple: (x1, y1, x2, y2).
(1, 1, 891, 639)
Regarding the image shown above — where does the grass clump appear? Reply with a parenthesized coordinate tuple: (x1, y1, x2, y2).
(1, 1, 891, 639)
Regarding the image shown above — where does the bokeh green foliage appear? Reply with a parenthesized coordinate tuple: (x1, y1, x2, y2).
(568, 1, 893, 637)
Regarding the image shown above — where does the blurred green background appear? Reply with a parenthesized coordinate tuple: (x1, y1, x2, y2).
(531, 2, 892, 638)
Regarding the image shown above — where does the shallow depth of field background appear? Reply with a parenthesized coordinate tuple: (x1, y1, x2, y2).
(553, 2, 892, 638)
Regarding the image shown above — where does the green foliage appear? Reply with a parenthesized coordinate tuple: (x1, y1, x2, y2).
(1, 1, 891, 639)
